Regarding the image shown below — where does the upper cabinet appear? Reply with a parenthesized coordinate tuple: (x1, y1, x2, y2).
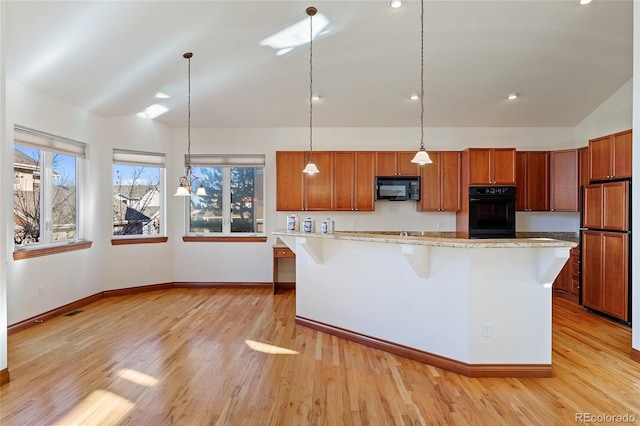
(463, 148, 516, 186)
(589, 129, 632, 182)
(276, 151, 305, 211)
(550, 149, 579, 212)
(334, 151, 376, 212)
(304, 151, 335, 211)
(582, 181, 629, 231)
(417, 151, 461, 212)
(516, 151, 549, 212)
(578, 146, 589, 189)
(276, 151, 374, 212)
(376, 151, 419, 176)
(275, 151, 334, 211)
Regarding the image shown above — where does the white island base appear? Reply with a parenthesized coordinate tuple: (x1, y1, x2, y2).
(274, 231, 576, 378)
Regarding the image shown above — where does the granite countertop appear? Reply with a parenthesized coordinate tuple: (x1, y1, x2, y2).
(273, 230, 577, 249)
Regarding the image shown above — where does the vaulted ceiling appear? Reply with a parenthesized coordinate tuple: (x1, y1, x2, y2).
(4, 0, 633, 128)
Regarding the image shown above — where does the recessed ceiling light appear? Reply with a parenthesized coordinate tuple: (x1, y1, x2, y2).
(579, 0, 592, 5)
(410, 94, 419, 100)
(388, 0, 404, 8)
(155, 92, 170, 99)
(311, 92, 321, 101)
(507, 93, 519, 100)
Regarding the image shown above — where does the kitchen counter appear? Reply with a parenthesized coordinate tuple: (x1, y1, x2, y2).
(273, 229, 575, 378)
(274, 230, 576, 248)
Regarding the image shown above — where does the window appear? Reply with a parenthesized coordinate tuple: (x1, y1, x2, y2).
(186, 154, 265, 235)
(13, 127, 85, 247)
(112, 149, 165, 238)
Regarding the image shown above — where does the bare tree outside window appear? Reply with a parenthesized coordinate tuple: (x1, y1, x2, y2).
(112, 166, 161, 236)
(14, 148, 77, 245)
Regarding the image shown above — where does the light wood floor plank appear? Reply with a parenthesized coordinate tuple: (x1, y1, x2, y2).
(1, 288, 640, 425)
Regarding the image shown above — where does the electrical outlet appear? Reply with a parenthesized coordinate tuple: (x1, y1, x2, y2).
(144, 265, 151, 273)
(351, 220, 357, 229)
(38, 286, 44, 298)
(437, 220, 442, 229)
(482, 322, 492, 337)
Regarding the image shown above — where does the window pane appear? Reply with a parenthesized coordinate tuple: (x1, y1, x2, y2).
(51, 152, 77, 241)
(190, 167, 223, 233)
(113, 165, 161, 236)
(231, 167, 263, 233)
(14, 146, 42, 244)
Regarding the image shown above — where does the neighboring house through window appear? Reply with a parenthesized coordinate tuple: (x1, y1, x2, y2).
(112, 149, 165, 237)
(13, 126, 85, 247)
(186, 154, 265, 235)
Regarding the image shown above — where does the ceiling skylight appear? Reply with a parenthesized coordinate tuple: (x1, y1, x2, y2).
(260, 13, 330, 55)
(137, 104, 168, 119)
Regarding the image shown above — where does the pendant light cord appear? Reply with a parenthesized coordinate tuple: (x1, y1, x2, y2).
(186, 52, 192, 181)
(308, 8, 314, 162)
(420, 0, 425, 151)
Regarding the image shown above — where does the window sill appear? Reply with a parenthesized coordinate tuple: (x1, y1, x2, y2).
(111, 237, 168, 246)
(182, 236, 267, 243)
(13, 240, 93, 260)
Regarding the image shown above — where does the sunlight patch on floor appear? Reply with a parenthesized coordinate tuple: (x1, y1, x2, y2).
(118, 368, 159, 387)
(245, 339, 299, 355)
(52, 389, 134, 425)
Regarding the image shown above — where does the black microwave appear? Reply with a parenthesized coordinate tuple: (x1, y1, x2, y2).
(375, 176, 421, 201)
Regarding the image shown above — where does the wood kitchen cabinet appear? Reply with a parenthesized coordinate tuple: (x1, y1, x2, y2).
(417, 151, 461, 212)
(578, 146, 589, 189)
(515, 151, 549, 211)
(272, 246, 295, 294)
(589, 129, 632, 182)
(553, 246, 579, 304)
(550, 149, 578, 212)
(582, 181, 629, 231)
(376, 151, 419, 176)
(275, 151, 334, 211)
(334, 151, 376, 211)
(276, 151, 305, 211)
(581, 230, 629, 322)
(305, 151, 334, 210)
(463, 148, 516, 185)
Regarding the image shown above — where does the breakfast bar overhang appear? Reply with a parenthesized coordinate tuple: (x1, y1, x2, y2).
(273, 231, 577, 378)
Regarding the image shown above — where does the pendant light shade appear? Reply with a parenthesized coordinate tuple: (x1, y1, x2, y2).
(302, 161, 320, 175)
(410, 0, 432, 166)
(411, 149, 432, 165)
(174, 52, 207, 196)
(303, 6, 319, 175)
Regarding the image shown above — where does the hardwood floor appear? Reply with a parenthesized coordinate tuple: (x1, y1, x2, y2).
(1, 288, 639, 425)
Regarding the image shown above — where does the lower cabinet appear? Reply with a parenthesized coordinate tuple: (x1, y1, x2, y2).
(553, 246, 579, 304)
(272, 246, 295, 294)
(581, 230, 629, 322)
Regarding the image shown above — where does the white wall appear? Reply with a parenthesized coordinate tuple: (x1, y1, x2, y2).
(4, 80, 623, 325)
(633, 3, 639, 353)
(0, 0, 8, 376)
(1, 76, 634, 329)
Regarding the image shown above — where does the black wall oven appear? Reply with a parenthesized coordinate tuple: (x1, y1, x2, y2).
(468, 186, 516, 239)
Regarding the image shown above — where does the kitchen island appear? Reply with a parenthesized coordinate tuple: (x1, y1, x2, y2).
(273, 230, 576, 377)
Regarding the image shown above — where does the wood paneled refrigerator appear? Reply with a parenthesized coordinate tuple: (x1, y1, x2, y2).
(581, 180, 631, 324)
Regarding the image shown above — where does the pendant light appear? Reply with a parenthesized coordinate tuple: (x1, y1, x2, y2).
(174, 52, 207, 196)
(302, 6, 320, 175)
(411, 0, 432, 166)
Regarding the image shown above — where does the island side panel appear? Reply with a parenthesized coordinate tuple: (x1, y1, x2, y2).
(468, 248, 556, 364)
(294, 237, 473, 363)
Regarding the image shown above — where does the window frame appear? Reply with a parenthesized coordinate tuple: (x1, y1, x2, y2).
(13, 126, 88, 258)
(111, 148, 167, 245)
(182, 154, 266, 242)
